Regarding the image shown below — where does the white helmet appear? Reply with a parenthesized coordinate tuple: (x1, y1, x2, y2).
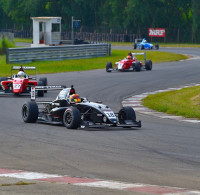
(18, 71, 26, 78)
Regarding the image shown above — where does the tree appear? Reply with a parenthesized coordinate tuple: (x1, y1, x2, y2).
(192, 0, 200, 42)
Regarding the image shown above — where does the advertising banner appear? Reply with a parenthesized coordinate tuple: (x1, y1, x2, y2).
(149, 28, 165, 37)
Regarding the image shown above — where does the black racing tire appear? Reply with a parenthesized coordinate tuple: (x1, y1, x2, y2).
(63, 107, 81, 129)
(118, 107, 136, 124)
(133, 43, 137, 49)
(0, 77, 7, 82)
(155, 44, 159, 50)
(145, 60, 153, 71)
(0, 77, 7, 90)
(141, 45, 144, 50)
(22, 101, 38, 123)
(135, 62, 141, 72)
(37, 81, 44, 97)
(39, 77, 48, 93)
(106, 62, 112, 72)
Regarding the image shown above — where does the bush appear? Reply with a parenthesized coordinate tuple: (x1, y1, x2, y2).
(0, 37, 15, 55)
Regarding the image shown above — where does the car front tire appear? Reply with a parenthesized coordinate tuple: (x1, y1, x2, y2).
(118, 107, 136, 124)
(63, 107, 81, 129)
(22, 101, 38, 123)
(106, 62, 112, 72)
(145, 60, 152, 70)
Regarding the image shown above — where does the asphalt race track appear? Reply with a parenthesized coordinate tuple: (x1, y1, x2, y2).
(0, 47, 200, 191)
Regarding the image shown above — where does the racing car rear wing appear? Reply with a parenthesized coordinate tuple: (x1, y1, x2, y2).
(12, 66, 37, 70)
(31, 85, 66, 101)
(11, 66, 37, 80)
(131, 52, 146, 60)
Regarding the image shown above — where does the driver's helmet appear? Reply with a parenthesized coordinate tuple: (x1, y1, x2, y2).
(69, 94, 81, 103)
(127, 55, 131, 60)
(143, 38, 147, 43)
(17, 71, 26, 78)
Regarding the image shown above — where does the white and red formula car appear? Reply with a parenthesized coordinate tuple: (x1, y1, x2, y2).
(0, 66, 47, 96)
(106, 52, 152, 72)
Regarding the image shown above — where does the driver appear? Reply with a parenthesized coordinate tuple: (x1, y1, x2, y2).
(128, 52, 133, 59)
(17, 71, 26, 78)
(127, 55, 132, 60)
(69, 94, 81, 103)
(143, 38, 147, 43)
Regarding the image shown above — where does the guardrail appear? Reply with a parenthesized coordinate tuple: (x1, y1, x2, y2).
(6, 43, 111, 64)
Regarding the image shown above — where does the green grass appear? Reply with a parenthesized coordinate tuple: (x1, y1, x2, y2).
(0, 37, 15, 54)
(15, 38, 200, 48)
(110, 41, 200, 48)
(159, 43, 200, 48)
(0, 50, 187, 76)
(14, 38, 200, 48)
(142, 86, 200, 119)
(14, 38, 32, 43)
(109, 42, 133, 46)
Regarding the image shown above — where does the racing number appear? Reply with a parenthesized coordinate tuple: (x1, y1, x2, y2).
(105, 112, 115, 118)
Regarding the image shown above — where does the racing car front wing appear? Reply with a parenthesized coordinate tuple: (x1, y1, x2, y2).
(80, 120, 141, 129)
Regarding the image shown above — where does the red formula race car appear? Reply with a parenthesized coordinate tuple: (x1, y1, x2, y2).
(106, 52, 152, 72)
(0, 66, 47, 96)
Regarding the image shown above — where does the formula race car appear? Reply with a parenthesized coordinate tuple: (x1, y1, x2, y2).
(0, 66, 47, 96)
(22, 86, 141, 129)
(106, 52, 152, 72)
(133, 38, 159, 50)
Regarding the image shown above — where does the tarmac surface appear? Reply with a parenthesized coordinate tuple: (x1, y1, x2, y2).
(0, 44, 200, 194)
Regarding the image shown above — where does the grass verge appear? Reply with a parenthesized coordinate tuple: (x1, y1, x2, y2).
(110, 42, 200, 48)
(14, 38, 32, 43)
(142, 86, 200, 119)
(159, 43, 200, 48)
(15, 38, 200, 48)
(0, 50, 187, 76)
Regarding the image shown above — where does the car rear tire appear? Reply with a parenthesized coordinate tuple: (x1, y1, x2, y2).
(0, 77, 7, 82)
(37, 81, 44, 97)
(135, 62, 141, 72)
(145, 60, 152, 70)
(141, 45, 144, 50)
(63, 107, 81, 129)
(0, 77, 8, 90)
(106, 62, 112, 72)
(155, 44, 159, 50)
(22, 101, 38, 123)
(39, 77, 48, 93)
(118, 107, 136, 124)
(133, 43, 137, 49)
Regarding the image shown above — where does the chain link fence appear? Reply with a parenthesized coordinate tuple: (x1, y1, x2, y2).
(1, 29, 200, 43)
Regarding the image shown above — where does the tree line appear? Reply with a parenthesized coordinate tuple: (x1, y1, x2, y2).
(0, 0, 200, 43)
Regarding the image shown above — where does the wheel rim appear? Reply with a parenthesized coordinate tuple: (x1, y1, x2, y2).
(119, 111, 126, 123)
(65, 112, 72, 124)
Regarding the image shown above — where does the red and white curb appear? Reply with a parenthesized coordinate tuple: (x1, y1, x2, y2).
(0, 168, 200, 194)
(122, 83, 200, 124)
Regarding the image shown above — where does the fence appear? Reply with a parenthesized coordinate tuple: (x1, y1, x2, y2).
(0, 29, 32, 38)
(6, 43, 111, 64)
(61, 32, 139, 42)
(0, 29, 140, 42)
(0, 32, 14, 41)
(2, 28, 200, 43)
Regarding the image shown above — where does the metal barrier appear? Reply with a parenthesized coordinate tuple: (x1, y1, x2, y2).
(6, 43, 111, 64)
